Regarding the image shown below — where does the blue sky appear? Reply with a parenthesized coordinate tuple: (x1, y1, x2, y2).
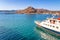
(0, 0, 60, 10)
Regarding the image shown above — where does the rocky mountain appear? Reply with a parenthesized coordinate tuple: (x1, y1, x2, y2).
(16, 6, 60, 15)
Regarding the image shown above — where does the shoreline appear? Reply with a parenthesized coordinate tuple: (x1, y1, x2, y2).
(17, 12, 60, 16)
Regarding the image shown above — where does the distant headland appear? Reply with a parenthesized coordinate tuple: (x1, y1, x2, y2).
(0, 10, 16, 14)
(16, 6, 60, 15)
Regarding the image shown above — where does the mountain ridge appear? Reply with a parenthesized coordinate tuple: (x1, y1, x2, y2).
(16, 6, 60, 15)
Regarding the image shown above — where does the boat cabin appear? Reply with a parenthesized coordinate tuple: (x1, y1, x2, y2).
(49, 18, 60, 24)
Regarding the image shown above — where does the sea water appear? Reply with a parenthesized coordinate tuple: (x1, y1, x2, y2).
(0, 13, 59, 40)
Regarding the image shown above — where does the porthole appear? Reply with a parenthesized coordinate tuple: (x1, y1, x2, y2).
(56, 27, 58, 29)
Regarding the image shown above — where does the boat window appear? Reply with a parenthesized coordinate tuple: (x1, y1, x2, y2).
(53, 20, 55, 22)
(59, 21, 60, 23)
(50, 20, 55, 24)
(53, 20, 55, 24)
(50, 25, 52, 27)
(48, 25, 49, 26)
(50, 20, 52, 22)
(56, 27, 58, 29)
(53, 26, 55, 27)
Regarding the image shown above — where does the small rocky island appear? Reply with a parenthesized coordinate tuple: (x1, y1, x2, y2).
(16, 6, 60, 15)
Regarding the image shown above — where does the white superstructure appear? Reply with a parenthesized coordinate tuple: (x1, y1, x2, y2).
(35, 17, 60, 33)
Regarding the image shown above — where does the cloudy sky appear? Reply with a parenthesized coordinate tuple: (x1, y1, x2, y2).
(0, 0, 60, 10)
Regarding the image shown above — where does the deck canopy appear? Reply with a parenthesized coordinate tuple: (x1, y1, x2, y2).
(57, 18, 60, 20)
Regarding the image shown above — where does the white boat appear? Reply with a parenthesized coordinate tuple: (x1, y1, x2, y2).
(35, 17, 60, 36)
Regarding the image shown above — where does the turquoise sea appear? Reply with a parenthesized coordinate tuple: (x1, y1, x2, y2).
(0, 13, 59, 40)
